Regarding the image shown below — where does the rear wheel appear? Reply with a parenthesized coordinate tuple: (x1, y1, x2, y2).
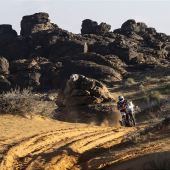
(120, 114, 126, 126)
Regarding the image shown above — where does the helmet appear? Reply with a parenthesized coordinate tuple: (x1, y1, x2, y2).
(118, 96, 124, 102)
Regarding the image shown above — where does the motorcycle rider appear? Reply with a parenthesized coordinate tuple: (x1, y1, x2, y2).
(117, 96, 136, 126)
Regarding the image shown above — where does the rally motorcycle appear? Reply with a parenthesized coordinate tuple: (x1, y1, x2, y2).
(120, 101, 136, 127)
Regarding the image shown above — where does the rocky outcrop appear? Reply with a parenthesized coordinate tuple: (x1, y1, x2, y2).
(55, 52, 126, 87)
(8, 57, 62, 90)
(121, 19, 147, 34)
(0, 12, 169, 92)
(20, 12, 57, 36)
(62, 74, 113, 106)
(81, 19, 111, 35)
(55, 74, 118, 124)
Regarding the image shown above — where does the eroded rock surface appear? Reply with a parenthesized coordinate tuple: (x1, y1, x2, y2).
(55, 74, 119, 125)
(0, 13, 169, 91)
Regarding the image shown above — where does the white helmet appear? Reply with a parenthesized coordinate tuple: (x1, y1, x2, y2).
(118, 96, 124, 102)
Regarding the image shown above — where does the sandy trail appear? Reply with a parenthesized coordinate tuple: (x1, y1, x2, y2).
(0, 115, 169, 170)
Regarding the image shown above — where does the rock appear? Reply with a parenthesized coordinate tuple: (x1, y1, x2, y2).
(21, 12, 57, 36)
(49, 39, 88, 58)
(55, 74, 119, 125)
(81, 19, 98, 34)
(0, 75, 11, 92)
(40, 61, 62, 90)
(55, 52, 125, 88)
(121, 19, 137, 32)
(0, 25, 18, 58)
(0, 57, 9, 75)
(10, 59, 40, 73)
(96, 22, 111, 35)
(81, 19, 111, 35)
(0, 25, 17, 42)
(136, 22, 147, 32)
(89, 41, 110, 55)
(121, 19, 147, 34)
(0, 36, 35, 61)
(145, 27, 157, 35)
(58, 58, 123, 87)
(62, 74, 113, 106)
(9, 59, 41, 89)
(9, 70, 41, 89)
(0, 13, 169, 93)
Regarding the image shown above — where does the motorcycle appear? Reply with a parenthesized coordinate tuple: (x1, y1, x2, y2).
(120, 101, 136, 127)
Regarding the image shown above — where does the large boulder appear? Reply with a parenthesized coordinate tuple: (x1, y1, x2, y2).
(62, 74, 113, 106)
(0, 57, 9, 75)
(121, 19, 137, 32)
(55, 74, 119, 125)
(96, 22, 111, 35)
(21, 12, 57, 36)
(81, 19, 98, 34)
(121, 19, 147, 34)
(81, 19, 111, 35)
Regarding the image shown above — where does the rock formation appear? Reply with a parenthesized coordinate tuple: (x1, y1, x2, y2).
(20, 12, 57, 36)
(0, 12, 169, 92)
(55, 74, 117, 124)
(62, 74, 113, 106)
(81, 19, 111, 35)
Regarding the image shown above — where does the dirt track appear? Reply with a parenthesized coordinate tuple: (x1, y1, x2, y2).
(0, 115, 169, 170)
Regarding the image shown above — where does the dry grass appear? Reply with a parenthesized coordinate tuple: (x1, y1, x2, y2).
(145, 75, 170, 84)
(124, 78, 137, 87)
(0, 88, 56, 117)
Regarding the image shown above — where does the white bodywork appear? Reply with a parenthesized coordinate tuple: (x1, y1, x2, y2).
(126, 101, 134, 113)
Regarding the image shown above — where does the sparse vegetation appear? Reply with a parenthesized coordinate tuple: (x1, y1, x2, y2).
(124, 78, 137, 87)
(149, 91, 161, 103)
(0, 88, 56, 117)
(144, 76, 160, 84)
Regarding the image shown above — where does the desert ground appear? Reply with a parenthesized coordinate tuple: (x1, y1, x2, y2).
(0, 114, 169, 170)
(0, 75, 170, 170)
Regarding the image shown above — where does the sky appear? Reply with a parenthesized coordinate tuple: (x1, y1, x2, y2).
(0, 0, 170, 35)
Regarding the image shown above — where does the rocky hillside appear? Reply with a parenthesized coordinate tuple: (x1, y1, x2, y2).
(0, 12, 170, 92)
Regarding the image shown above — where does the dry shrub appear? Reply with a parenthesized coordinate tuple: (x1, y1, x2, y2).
(124, 78, 136, 87)
(145, 76, 160, 84)
(0, 88, 56, 117)
(149, 91, 161, 103)
(139, 84, 161, 111)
